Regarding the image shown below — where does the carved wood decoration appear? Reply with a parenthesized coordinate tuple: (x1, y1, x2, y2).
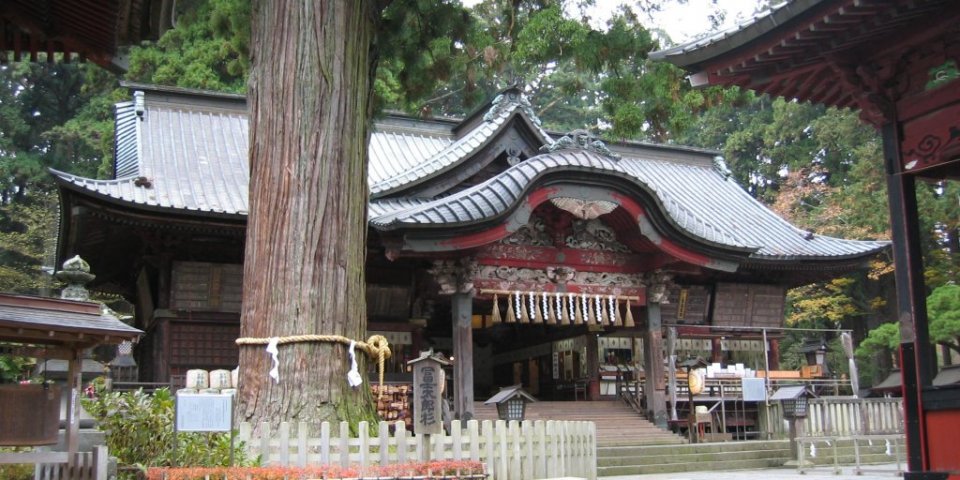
(473, 212, 655, 297)
(899, 85, 960, 175)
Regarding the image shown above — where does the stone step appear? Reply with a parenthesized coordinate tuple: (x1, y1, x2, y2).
(598, 439, 790, 458)
(598, 446, 790, 468)
(595, 438, 908, 476)
(599, 456, 789, 476)
(473, 400, 687, 446)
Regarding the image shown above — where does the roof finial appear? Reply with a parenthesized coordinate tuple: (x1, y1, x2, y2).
(483, 83, 544, 127)
(540, 129, 621, 160)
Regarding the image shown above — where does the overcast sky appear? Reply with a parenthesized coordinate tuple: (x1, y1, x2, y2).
(460, 0, 763, 45)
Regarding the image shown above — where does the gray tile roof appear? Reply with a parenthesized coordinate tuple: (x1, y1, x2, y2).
(370, 148, 888, 260)
(52, 86, 887, 263)
(369, 91, 553, 197)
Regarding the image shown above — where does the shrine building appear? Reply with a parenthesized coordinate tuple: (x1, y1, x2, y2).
(52, 83, 887, 426)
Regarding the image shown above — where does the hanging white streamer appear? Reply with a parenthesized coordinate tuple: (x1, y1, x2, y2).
(266, 337, 280, 384)
(581, 294, 589, 323)
(542, 292, 550, 322)
(885, 439, 892, 456)
(594, 295, 602, 324)
(810, 443, 817, 458)
(608, 295, 616, 324)
(555, 292, 564, 323)
(515, 291, 522, 319)
(529, 292, 537, 322)
(347, 340, 363, 387)
(568, 293, 576, 323)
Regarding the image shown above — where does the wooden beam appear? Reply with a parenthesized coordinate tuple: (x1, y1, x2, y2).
(0, 343, 75, 360)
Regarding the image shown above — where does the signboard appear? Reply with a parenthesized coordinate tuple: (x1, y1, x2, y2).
(741, 377, 767, 402)
(411, 361, 444, 435)
(175, 393, 233, 432)
(552, 352, 559, 380)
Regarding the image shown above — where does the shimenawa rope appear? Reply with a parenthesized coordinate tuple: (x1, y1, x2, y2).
(236, 334, 391, 397)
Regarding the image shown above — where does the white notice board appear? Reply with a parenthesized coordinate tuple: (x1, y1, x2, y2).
(741, 377, 767, 402)
(176, 393, 234, 432)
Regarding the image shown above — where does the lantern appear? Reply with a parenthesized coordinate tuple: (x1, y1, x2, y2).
(484, 385, 536, 421)
(771, 386, 810, 419)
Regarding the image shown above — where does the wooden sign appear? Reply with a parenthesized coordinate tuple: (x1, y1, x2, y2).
(411, 361, 444, 435)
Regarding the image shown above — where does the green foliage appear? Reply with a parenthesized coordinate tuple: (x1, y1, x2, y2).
(0, 191, 57, 293)
(0, 448, 34, 480)
(927, 284, 960, 348)
(0, 62, 117, 202)
(82, 384, 251, 477)
(126, 0, 250, 92)
(0, 355, 35, 383)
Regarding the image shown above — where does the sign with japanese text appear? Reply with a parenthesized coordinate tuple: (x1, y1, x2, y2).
(175, 393, 233, 432)
(412, 361, 443, 434)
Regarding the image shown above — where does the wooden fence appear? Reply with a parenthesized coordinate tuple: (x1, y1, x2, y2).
(0, 446, 109, 480)
(764, 397, 903, 437)
(238, 419, 597, 480)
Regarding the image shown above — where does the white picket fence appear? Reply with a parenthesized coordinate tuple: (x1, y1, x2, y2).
(803, 398, 903, 436)
(765, 398, 903, 437)
(238, 419, 597, 480)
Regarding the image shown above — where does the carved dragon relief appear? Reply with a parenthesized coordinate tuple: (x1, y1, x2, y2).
(499, 215, 552, 247)
(566, 218, 630, 253)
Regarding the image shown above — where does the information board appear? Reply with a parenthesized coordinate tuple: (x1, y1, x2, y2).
(741, 377, 767, 402)
(175, 393, 233, 432)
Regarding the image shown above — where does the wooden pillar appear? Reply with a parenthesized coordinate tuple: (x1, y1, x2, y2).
(882, 120, 929, 471)
(643, 303, 668, 428)
(711, 337, 723, 364)
(768, 338, 781, 371)
(452, 292, 474, 420)
(586, 333, 600, 400)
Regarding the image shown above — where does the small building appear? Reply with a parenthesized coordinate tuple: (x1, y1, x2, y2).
(51, 83, 887, 428)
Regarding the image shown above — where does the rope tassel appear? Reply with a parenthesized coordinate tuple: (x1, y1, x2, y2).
(506, 294, 517, 323)
(531, 292, 543, 323)
(519, 291, 529, 323)
(624, 299, 635, 327)
(491, 294, 502, 324)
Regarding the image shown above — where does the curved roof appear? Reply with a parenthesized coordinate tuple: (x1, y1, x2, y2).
(53, 84, 887, 267)
(369, 148, 888, 261)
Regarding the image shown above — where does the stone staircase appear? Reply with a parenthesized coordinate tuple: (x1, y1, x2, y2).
(596, 437, 907, 476)
(472, 400, 686, 446)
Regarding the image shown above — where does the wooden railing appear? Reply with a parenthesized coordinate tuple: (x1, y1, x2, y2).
(238, 419, 596, 480)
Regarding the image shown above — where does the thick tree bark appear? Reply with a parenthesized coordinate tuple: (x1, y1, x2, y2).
(238, 1, 377, 429)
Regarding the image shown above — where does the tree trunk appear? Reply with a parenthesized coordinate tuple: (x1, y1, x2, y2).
(238, 1, 378, 430)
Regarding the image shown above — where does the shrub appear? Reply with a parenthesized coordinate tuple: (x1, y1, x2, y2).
(82, 382, 251, 478)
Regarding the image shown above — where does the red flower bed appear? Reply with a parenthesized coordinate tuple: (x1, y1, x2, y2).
(146, 460, 485, 479)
